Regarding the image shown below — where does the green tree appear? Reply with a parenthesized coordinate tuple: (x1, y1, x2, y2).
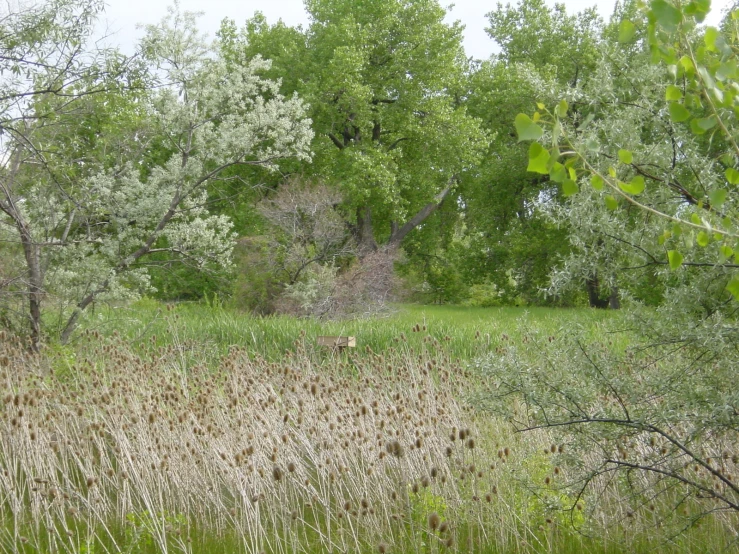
(454, 0, 603, 305)
(221, 0, 487, 254)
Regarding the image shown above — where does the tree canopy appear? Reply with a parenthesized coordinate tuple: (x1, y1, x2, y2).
(221, 0, 487, 253)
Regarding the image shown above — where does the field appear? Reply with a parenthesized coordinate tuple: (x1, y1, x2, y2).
(0, 302, 736, 553)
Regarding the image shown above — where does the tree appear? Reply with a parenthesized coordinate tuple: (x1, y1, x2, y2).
(486, 0, 602, 88)
(480, 0, 739, 529)
(257, 176, 354, 286)
(0, 0, 124, 348)
(221, 0, 487, 256)
(0, 3, 312, 349)
(460, 60, 574, 304)
(459, 0, 606, 306)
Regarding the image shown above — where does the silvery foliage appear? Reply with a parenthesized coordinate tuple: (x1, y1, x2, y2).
(5, 5, 312, 325)
(535, 40, 737, 344)
(474, 20, 739, 525)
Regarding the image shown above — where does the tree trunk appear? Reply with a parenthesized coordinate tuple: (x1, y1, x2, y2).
(355, 205, 378, 255)
(387, 179, 455, 248)
(20, 231, 44, 352)
(1, 146, 44, 351)
(609, 285, 621, 310)
(586, 272, 620, 310)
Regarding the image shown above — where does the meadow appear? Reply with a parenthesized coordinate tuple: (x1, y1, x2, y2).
(0, 302, 736, 553)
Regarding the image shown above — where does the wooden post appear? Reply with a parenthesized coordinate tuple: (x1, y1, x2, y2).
(316, 336, 356, 350)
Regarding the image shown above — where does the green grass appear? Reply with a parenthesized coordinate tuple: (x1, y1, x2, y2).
(74, 299, 618, 363)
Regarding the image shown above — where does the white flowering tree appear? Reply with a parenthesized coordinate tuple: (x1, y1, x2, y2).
(0, 2, 312, 349)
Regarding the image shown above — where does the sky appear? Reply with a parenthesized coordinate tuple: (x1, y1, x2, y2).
(98, 0, 734, 60)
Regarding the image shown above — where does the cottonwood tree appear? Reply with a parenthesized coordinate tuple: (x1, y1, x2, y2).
(479, 0, 739, 532)
(460, 0, 608, 306)
(220, 0, 487, 255)
(0, 3, 312, 349)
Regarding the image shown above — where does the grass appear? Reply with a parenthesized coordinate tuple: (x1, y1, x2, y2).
(0, 301, 736, 553)
(72, 299, 617, 363)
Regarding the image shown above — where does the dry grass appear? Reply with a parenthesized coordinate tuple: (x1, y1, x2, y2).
(0, 320, 736, 553)
(0, 327, 558, 554)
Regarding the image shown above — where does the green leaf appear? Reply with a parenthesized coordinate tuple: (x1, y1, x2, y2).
(684, 0, 711, 22)
(726, 277, 739, 299)
(704, 26, 719, 50)
(618, 149, 633, 164)
(515, 113, 543, 142)
(555, 99, 568, 118)
(697, 231, 710, 247)
(668, 250, 684, 270)
(725, 167, 739, 184)
(716, 61, 737, 81)
(651, 0, 683, 32)
(605, 195, 618, 210)
(584, 138, 599, 151)
(619, 20, 636, 43)
(720, 245, 734, 260)
(697, 66, 716, 90)
(562, 179, 578, 197)
(679, 55, 695, 73)
(665, 85, 682, 101)
(690, 117, 712, 135)
(696, 115, 717, 130)
(618, 176, 645, 195)
(709, 188, 727, 209)
(550, 162, 566, 183)
(527, 142, 550, 174)
(591, 174, 604, 190)
(577, 113, 595, 130)
(669, 102, 691, 122)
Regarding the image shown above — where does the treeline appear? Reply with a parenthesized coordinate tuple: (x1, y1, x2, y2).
(153, 0, 635, 311)
(1, 0, 736, 348)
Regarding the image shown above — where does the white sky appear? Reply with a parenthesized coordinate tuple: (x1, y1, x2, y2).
(97, 0, 735, 60)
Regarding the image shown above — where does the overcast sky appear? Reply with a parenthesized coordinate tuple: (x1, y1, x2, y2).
(97, 0, 735, 60)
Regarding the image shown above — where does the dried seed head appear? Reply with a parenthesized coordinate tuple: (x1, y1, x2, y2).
(428, 512, 441, 531)
(272, 466, 283, 481)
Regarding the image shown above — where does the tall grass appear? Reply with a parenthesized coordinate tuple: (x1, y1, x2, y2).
(0, 309, 736, 553)
(72, 299, 616, 363)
